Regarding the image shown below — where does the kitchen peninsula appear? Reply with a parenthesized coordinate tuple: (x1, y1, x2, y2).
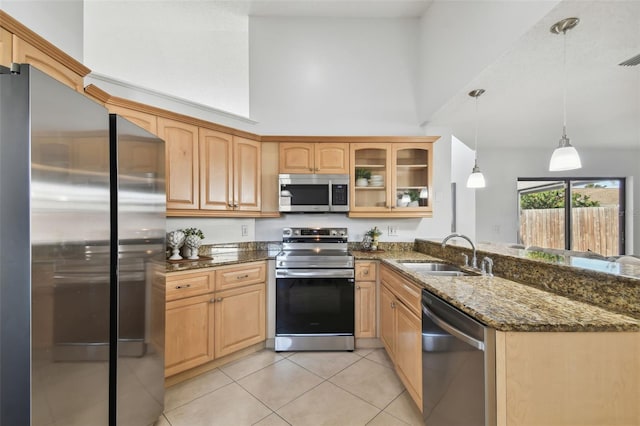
(354, 240, 640, 425)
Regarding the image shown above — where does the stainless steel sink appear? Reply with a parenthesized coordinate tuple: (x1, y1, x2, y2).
(398, 262, 473, 276)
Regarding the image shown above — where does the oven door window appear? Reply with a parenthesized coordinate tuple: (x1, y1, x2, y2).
(276, 277, 354, 334)
(281, 184, 329, 205)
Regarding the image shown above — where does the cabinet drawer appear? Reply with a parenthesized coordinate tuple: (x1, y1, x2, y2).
(166, 271, 214, 301)
(380, 265, 421, 317)
(215, 261, 266, 291)
(355, 261, 377, 281)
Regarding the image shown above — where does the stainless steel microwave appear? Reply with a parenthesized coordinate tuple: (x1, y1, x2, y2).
(279, 174, 349, 213)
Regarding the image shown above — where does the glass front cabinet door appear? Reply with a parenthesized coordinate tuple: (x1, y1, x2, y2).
(350, 141, 434, 217)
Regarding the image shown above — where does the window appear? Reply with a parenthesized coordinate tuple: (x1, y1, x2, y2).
(517, 178, 625, 256)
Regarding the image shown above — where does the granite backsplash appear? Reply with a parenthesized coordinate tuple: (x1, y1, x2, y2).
(415, 239, 640, 320)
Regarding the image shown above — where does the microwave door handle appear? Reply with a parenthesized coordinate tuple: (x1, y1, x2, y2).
(328, 179, 333, 209)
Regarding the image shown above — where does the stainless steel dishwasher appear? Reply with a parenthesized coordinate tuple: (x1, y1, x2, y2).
(422, 289, 496, 425)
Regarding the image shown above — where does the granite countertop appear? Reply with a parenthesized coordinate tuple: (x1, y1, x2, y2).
(380, 258, 640, 332)
(166, 250, 273, 273)
(166, 246, 640, 332)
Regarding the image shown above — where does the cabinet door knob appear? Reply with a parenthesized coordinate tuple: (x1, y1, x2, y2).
(363, 270, 369, 276)
(309, 168, 314, 172)
(356, 285, 361, 290)
(233, 203, 239, 208)
(216, 297, 223, 302)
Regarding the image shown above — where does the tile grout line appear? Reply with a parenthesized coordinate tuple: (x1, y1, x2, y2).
(162, 349, 413, 426)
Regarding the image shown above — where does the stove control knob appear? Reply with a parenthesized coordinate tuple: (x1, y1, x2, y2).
(330, 229, 337, 236)
(339, 230, 346, 236)
(279, 261, 284, 266)
(283, 228, 291, 236)
(294, 229, 300, 235)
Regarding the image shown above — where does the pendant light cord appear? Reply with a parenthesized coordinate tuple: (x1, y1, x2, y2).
(474, 94, 479, 162)
(562, 29, 568, 138)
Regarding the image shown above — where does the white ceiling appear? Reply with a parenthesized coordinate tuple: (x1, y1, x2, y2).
(243, 0, 432, 18)
(428, 0, 640, 149)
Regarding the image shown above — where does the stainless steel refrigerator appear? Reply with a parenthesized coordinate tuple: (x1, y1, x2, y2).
(0, 64, 166, 426)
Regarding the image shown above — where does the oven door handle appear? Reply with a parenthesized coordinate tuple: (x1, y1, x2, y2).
(276, 269, 355, 279)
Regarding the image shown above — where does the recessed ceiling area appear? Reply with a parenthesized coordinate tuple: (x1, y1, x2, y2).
(241, 0, 639, 150)
(428, 0, 640, 149)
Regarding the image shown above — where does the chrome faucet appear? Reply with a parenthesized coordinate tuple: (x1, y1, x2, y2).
(441, 233, 477, 269)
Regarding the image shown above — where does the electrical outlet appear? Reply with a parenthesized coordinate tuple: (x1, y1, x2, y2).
(388, 226, 399, 236)
(241, 225, 248, 236)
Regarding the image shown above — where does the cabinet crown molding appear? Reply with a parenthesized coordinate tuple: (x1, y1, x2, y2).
(0, 10, 90, 76)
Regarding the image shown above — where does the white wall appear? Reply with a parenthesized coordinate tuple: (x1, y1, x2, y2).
(450, 135, 476, 239)
(2, 0, 84, 61)
(476, 147, 640, 255)
(417, 0, 558, 124)
(167, 218, 256, 245)
(249, 17, 422, 135)
(83, 1, 250, 117)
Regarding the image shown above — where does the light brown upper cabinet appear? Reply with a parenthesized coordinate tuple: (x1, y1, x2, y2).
(350, 141, 434, 218)
(159, 117, 200, 210)
(108, 105, 158, 135)
(279, 142, 349, 174)
(200, 129, 261, 212)
(13, 37, 83, 91)
(0, 28, 11, 67)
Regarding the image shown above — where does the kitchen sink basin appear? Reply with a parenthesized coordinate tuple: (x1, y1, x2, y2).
(398, 262, 474, 276)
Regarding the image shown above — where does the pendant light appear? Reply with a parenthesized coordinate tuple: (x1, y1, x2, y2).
(467, 89, 486, 188)
(549, 17, 582, 171)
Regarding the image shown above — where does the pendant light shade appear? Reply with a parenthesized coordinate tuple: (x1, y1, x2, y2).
(549, 17, 582, 172)
(467, 162, 486, 188)
(467, 89, 486, 188)
(549, 135, 582, 171)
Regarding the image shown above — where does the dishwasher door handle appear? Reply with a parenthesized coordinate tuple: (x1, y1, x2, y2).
(422, 305, 485, 351)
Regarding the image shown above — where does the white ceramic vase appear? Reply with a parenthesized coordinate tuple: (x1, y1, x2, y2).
(167, 230, 185, 260)
(184, 234, 202, 260)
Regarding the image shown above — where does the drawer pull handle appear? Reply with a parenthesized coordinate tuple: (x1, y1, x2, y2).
(175, 284, 191, 289)
(403, 284, 417, 295)
(236, 274, 249, 280)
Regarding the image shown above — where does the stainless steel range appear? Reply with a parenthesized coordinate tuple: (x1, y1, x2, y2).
(275, 227, 355, 351)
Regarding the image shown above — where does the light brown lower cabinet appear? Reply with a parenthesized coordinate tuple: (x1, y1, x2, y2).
(495, 331, 640, 426)
(355, 261, 377, 339)
(380, 284, 396, 358)
(379, 265, 422, 408)
(165, 262, 267, 377)
(165, 293, 215, 377)
(214, 283, 266, 358)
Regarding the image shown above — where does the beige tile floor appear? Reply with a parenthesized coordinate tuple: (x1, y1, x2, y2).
(160, 348, 424, 426)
